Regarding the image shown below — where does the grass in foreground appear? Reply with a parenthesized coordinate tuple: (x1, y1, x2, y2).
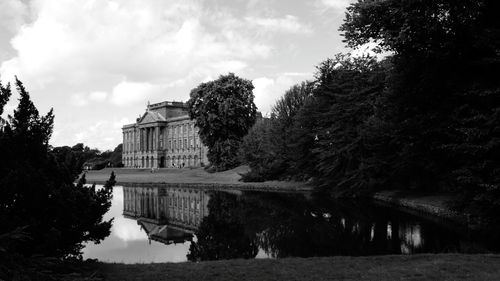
(95, 254, 500, 281)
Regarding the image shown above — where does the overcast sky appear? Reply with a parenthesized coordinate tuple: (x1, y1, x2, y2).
(0, 0, 356, 150)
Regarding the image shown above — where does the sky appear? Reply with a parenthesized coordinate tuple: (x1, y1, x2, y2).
(0, 0, 357, 151)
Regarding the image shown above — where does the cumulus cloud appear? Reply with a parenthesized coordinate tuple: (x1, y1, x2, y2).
(0, 0, 346, 150)
(0, 0, 272, 92)
(110, 81, 164, 107)
(245, 15, 312, 34)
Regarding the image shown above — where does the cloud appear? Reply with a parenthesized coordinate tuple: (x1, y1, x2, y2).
(89, 91, 108, 102)
(253, 72, 312, 115)
(0, 0, 28, 33)
(70, 93, 89, 107)
(0, 0, 272, 94)
(245, 15, 313, 34)
(318, 0, 354, 11)
(110, 81, 163, 107)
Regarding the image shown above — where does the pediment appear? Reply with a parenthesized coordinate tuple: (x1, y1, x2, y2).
(138, 111, 166, 124)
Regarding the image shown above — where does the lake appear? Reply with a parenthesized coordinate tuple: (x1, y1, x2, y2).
(82, 185, 498, 263)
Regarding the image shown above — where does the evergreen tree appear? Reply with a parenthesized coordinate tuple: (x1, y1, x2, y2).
(0, 78, 114, 263)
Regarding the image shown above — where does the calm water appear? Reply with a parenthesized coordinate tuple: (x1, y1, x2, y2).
(82, 185, 498, 263)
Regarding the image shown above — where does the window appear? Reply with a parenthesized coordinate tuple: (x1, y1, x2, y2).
(184, 139, 187, 149)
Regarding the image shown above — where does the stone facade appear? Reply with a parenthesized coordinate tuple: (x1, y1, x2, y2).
(122, 101, 209, 168)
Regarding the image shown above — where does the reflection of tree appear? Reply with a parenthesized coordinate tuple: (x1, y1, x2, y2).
(187, 192, 258, 261)
(238, 192, 402, 258)
(189, 190, 485, 261)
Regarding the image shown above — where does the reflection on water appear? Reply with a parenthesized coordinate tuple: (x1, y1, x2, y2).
(83, 185, 498, 263)
(122, 186, 210, 245)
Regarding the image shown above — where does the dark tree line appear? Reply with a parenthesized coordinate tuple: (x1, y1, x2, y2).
(240, 0, 500, 225)
(52, 142, 123, 177)
(0, 78, 115, 279)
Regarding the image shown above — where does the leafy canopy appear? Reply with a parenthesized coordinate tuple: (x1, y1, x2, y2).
(187, 73, 257, 171)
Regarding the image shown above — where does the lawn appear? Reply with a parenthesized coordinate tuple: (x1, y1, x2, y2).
(82, 166, 310, 190)
(95, 254, 500, 281)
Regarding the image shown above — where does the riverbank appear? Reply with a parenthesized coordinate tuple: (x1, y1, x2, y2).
(94, 254, 500, 281)
(372, 190, 472, 228)
(85, 167, 471, 225)
(82, 166, 311, 191)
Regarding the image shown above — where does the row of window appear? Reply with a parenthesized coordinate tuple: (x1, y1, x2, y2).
(123, 124, 198, 141)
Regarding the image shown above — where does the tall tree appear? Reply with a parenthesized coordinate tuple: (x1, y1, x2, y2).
(187, 73, 257, 171)
(240, 82, 314, 181)
(341, 0, 500, 223)
(0, 78, 114, 263)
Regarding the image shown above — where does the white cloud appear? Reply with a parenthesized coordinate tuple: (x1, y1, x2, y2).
(89, 91, 107, 102)
(0, 0, 272, 94)
(70, 119, 124, 149)
(70, 93, 89, 107)
(350, 42, 392, 59)
(319, 0, 354, 11)
(245, 15, 312, 34)
(0, 0, 348, 150)
(252, 72, 312, 115)
(110, 81, 163, 107)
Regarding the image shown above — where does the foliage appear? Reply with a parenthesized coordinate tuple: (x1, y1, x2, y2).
(187, 73, 257, 171)
(240, 82, 314, 181)
(0, 78, 115, 265)
(52, 143, 122, 176)
(293, 54, 388, 194)
(340, 0, 500, 221)
(240, 55, 388, 193)
(239, 0, 500, 230)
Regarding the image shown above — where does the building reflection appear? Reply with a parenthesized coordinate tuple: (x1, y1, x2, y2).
(122, 185, 210, 245)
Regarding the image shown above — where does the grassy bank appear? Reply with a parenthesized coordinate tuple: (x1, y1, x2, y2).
(372, 190, 472, 228)
(95, 254, 500, 281)
(82, 166, 311, 191)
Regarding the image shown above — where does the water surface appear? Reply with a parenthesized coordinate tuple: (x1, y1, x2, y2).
(83, 185, 498, 263)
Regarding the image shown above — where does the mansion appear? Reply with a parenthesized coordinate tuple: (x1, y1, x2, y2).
(122, 101, 209, 168)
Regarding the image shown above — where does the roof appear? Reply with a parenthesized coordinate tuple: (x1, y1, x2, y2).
(138, 110, 167, 124)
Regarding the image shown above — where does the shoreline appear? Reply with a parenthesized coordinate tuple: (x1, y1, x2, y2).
(84, 167, 473, 227)
(371, 190, 474, 229)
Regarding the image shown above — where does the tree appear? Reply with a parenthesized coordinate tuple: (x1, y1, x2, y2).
(187, 73, 257, 171)
(341, 0, 500, 224)
(240, 82, 314, 181)
(0, 78, 114, 263)
(109, 143, 123, 167)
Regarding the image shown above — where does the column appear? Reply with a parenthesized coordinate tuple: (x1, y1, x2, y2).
(122, 131, 126, 152)
(139, 128, 143, 152)
(148, 128, 152, 151)
(146, 128, 151, 151)
(150, 128, 154, 151)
